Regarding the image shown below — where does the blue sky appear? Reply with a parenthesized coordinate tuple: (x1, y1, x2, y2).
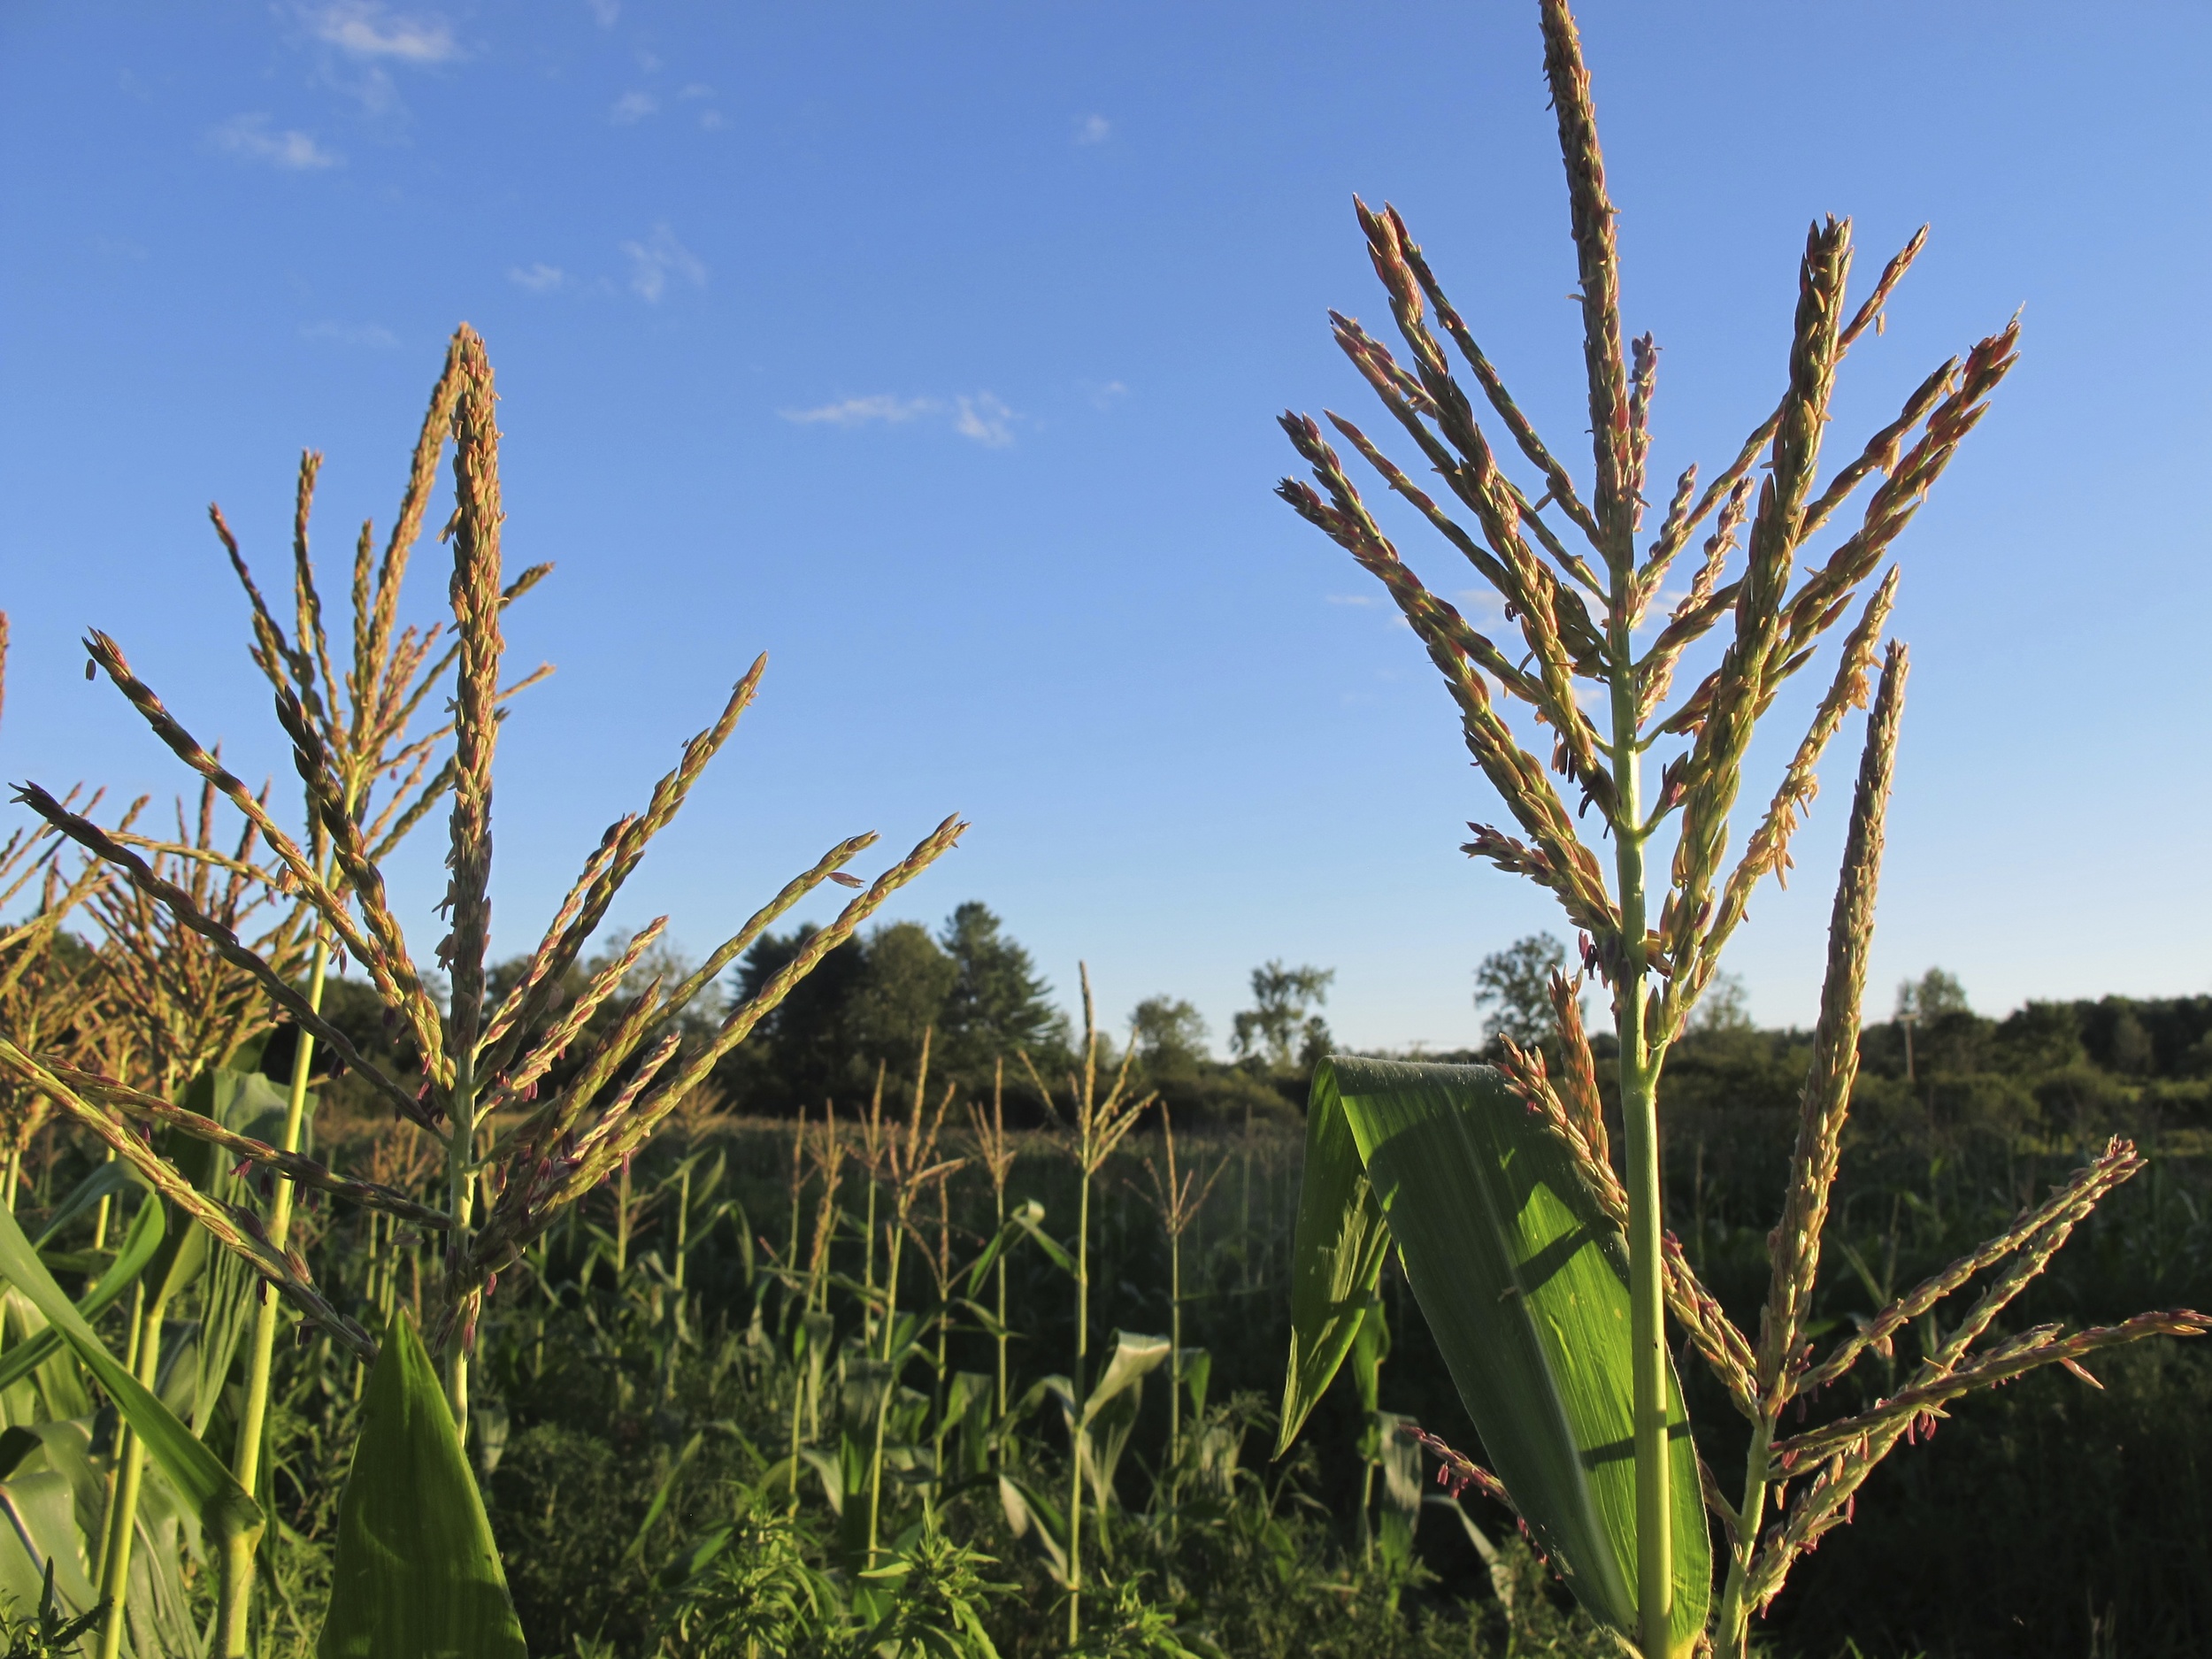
(3, 1, 2207, 1053)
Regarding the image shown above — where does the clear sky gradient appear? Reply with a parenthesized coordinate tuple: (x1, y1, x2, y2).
(4, 2, 2207, 1053)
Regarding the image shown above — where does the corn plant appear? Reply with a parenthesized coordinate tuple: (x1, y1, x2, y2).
(964, 1062, 1018, 1425)
(1141, 1107, 1221, 1486)
(1, 323, 963, 1654)
(1021, 967, 1155, 1647)
(1272, 4, 2208, 1656)
(864, 1033, 962, 1561)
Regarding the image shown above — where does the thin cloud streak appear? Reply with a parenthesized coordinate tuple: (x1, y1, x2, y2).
(622, 226, 706, 302)
(782, 392, 1019, 448)
(953, 393, 1016, 448)
(782, 395, 942, 427)
(209, 114, 340, 170)
(306, 3, 459, 64)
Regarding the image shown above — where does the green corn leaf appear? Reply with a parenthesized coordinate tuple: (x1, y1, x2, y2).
(32, 1159, 141, 1248)
(1080, 1331, 1170, 1428)
(0, 1196, 165, 1396)
(964, 1200, 1071, 1293)
(1277, 1064, 1393, 1452)
(1351, 1295, 1391, 1416)
(318, 1308, 526, 1659)
(624, 1430, 703, 1562)
(1178, 1348, 1211, 1422)
(0, 1201, 263, 1555)
(1281, 1058, 1709, 1655)
(995, 1471, 1070, 1586)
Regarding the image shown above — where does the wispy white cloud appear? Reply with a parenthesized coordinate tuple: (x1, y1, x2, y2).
(307, 2, 458, 64)
(585, 0, 619, 25)
(678, 83, 714, 100)
(952, 393, 1016, 448)
(1087, 380, 1128, 411)
(210, 114, 341, 170)
(610, 89, 657, 124)
(783, 395, 942, 428)
(622, 225, 706, 302)
(508, 263, 566, 295)
(1326, 594, 1380, 607)
(698, 110, 726, 131)
(301, 320, 400, 349)
(1073, 113, 1111, 146)
(782, 392, 1020, 447)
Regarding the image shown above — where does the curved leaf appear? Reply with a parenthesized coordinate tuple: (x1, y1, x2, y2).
(32, 1161, 142, 1249)
(1277, 1069, 1392, 1453)
(0, 1199, 165, 1397)
(0, 1202, 261, 1553)
(318, 1308, 526, 1659)
(1284, 1057, 1709, 1655)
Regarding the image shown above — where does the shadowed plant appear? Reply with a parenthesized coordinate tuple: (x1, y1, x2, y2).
(1271, 4, 2207, 1657)
(1141, 1105, 1223, 1485)
(2, 322, 964, 1654)
(1022, 965, 1156, 1648)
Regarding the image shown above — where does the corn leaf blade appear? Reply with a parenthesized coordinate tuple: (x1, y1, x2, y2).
(0, 1196, 165, 1396)
(1276, 1066, 1392, 1452)
(318, 1309, 526, 1659)
(1292, 1057, 1709, 1654)
(0, 1202, 263, 1553)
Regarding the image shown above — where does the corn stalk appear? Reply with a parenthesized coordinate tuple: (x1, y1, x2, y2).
(1271, 4, 2205, 1654)
(1022, 965, 1151, 1648)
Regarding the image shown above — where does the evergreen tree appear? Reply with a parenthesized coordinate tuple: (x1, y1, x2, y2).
(936, 902, 1061, 1079)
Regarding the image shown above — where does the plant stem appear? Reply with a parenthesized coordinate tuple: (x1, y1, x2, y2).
(1066, 1154, 1091, 1649)
(96, 1280, 171, 1659)
(1714, 1416, 1777, 1657)
(90, 1148, 115, 1251)
(218, 924, 332, 1656)
(994, 1179, 1009, 1427)
(673, 1161, 691, 1294)
(1167, 1219, 1181, 1489)
(865, 1214, 904, 1561)
(1609, 606, 1671, 1659)
(929, 1180, 950, 1525)
(614, 1156, 632, 1277)
(446, 1041, 479, 1440)
(862, 1171, 879, 1346)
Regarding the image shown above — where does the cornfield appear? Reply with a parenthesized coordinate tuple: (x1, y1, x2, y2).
(0, 3, 2204, 1656)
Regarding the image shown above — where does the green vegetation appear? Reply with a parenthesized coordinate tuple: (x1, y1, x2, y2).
(2, 825, 2208, 1657)
(0, 4, 2202, 1656)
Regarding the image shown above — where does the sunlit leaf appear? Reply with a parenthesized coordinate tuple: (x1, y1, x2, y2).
(317, 1308, 525, 1659)
(0, 1198, 165, 1396)
(1282, 1057, 1709, 1655)
(0, 1202, 261, 1554)
(1277, 1070, 1392, 1452)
